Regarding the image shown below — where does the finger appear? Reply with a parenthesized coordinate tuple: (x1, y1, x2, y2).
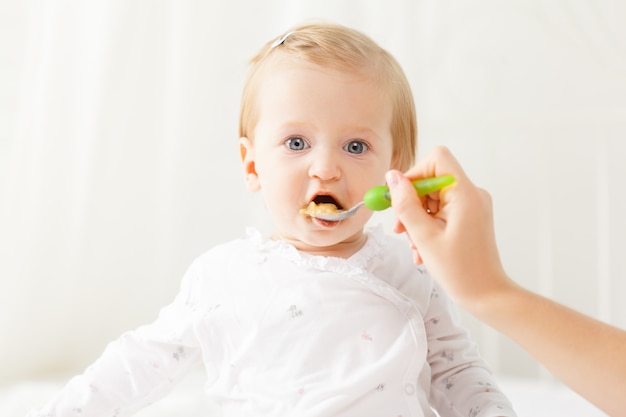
(404, 146, 474, 192)
(385, 169, 434, 241)
(404, 232, 422, 265)
(424, 196, 439, 215)
(392, 218, 407, 234)
(413, 250, 423, 265)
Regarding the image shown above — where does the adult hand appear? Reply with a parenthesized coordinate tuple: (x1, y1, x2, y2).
(385, 146, 511, 313)
(387, 147, 626, 417)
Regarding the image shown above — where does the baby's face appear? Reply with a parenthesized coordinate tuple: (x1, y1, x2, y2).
(240, 54, 394, 257)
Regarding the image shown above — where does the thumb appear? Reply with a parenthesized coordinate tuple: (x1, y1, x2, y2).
(385, 170, 435, 241)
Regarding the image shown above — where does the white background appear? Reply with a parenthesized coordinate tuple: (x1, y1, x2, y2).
(1, 0, 625, 394)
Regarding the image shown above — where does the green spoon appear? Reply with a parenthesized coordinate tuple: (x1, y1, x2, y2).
(313, 175, 456, 221)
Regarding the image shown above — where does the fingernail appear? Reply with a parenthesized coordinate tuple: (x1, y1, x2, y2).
(385, 170, 400, 187)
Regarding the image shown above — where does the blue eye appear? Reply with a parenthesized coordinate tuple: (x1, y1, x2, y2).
(343, 140, 369, 155)
(285, 137, 309, 151)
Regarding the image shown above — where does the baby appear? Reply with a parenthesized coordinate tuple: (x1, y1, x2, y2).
(29, 22, 516, 417)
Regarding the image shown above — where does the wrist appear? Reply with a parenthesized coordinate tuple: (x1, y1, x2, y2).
(459, 271, 520, 322)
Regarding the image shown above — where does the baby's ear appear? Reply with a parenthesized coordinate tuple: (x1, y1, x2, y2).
(239, 137, 261, 192)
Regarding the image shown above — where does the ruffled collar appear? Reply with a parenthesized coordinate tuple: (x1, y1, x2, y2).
(245, 225, 387, 276)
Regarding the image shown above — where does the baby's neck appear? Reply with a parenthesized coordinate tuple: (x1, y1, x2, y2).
(272, 232, 368, 259)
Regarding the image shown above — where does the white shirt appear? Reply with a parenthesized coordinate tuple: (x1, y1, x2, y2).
(29, 226, 516, 417)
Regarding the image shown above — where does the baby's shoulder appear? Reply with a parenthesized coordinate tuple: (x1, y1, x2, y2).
(191, 236, 257, 270)
(179, 236, 260, 299)
(369, 230, 435, 294)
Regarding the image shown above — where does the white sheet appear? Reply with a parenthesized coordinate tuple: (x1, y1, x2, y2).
(1, 371, 607, 417)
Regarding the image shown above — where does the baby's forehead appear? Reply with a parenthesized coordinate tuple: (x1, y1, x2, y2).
(256, 51, 386, 93)
(257, 54, 388, 106)
(262, 50, 369, 76)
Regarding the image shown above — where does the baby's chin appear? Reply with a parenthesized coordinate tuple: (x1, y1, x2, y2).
(274, 227, 368, 258)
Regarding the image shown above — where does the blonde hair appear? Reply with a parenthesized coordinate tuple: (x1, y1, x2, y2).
(239, 22, 417, 171)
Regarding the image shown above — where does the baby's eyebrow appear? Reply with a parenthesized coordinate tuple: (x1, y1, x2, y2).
(276, 121, 313, 133)
(344, 127, 385, 141)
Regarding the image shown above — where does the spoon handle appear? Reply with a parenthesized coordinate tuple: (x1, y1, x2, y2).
(363, 175, 456, 211)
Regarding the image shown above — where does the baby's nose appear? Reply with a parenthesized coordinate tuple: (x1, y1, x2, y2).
(308, 152, 341, 181)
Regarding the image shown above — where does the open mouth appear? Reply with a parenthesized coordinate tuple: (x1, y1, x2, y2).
(312, 195, 342, 210)
(299, 194, 344, 219)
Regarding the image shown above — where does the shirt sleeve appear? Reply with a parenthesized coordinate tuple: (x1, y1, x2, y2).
(424, 281, 517, 417)
(27, 263, 204, 417)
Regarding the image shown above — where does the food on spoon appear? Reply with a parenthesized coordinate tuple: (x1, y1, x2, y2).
(300, 201, 345, 218)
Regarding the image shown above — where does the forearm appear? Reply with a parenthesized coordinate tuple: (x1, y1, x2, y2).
(474, 282, 626, 416)
(385, 153, 626, 414)
(29, 289, 202, 416)
(29, 332, 200, 417)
